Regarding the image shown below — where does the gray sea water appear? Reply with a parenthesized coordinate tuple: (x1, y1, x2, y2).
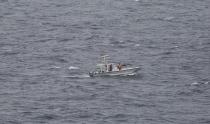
(0, 0, 210, 124)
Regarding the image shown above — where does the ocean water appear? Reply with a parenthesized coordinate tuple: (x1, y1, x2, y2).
(0, 0, 210, 123)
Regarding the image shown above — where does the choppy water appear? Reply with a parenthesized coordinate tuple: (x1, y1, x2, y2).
(0, 0, 210, 123)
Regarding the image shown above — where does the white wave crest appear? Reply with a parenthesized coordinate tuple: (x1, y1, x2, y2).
(191, 82, 199, 86)
(64, 74, 90, 79)
(68, 66, 80, 70)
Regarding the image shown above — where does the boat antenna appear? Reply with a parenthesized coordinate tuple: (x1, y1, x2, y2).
(100, 55, 109, 65)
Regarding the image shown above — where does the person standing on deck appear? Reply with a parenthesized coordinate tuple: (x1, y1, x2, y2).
(117, 63, 122, 71)
(109, 64, 113, 71)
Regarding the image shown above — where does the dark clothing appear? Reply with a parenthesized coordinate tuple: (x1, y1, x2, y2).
(109, 64, 113, 71)
(117, 64, 122, 71)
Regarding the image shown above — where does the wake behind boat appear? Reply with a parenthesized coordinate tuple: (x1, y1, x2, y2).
(89, 55, 140, 77)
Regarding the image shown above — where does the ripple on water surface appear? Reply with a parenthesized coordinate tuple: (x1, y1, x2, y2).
(0, 0, 210, 124)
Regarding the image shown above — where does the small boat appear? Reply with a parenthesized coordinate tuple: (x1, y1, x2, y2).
(89, 55, 140, 77)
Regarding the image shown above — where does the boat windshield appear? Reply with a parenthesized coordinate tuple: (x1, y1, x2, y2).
(96, 64, 106, 72)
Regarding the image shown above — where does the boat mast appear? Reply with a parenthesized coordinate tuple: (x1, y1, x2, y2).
(101, 55, 109, 65)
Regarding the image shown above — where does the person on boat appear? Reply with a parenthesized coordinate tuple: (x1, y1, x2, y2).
(117, 63, 122, 71)
(109, 64, 113, 71)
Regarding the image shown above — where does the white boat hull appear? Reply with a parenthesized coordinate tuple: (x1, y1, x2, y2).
(89, 67, 140, 77)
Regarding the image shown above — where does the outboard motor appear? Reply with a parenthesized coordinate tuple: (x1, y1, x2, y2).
(89, 72, 94, 77)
